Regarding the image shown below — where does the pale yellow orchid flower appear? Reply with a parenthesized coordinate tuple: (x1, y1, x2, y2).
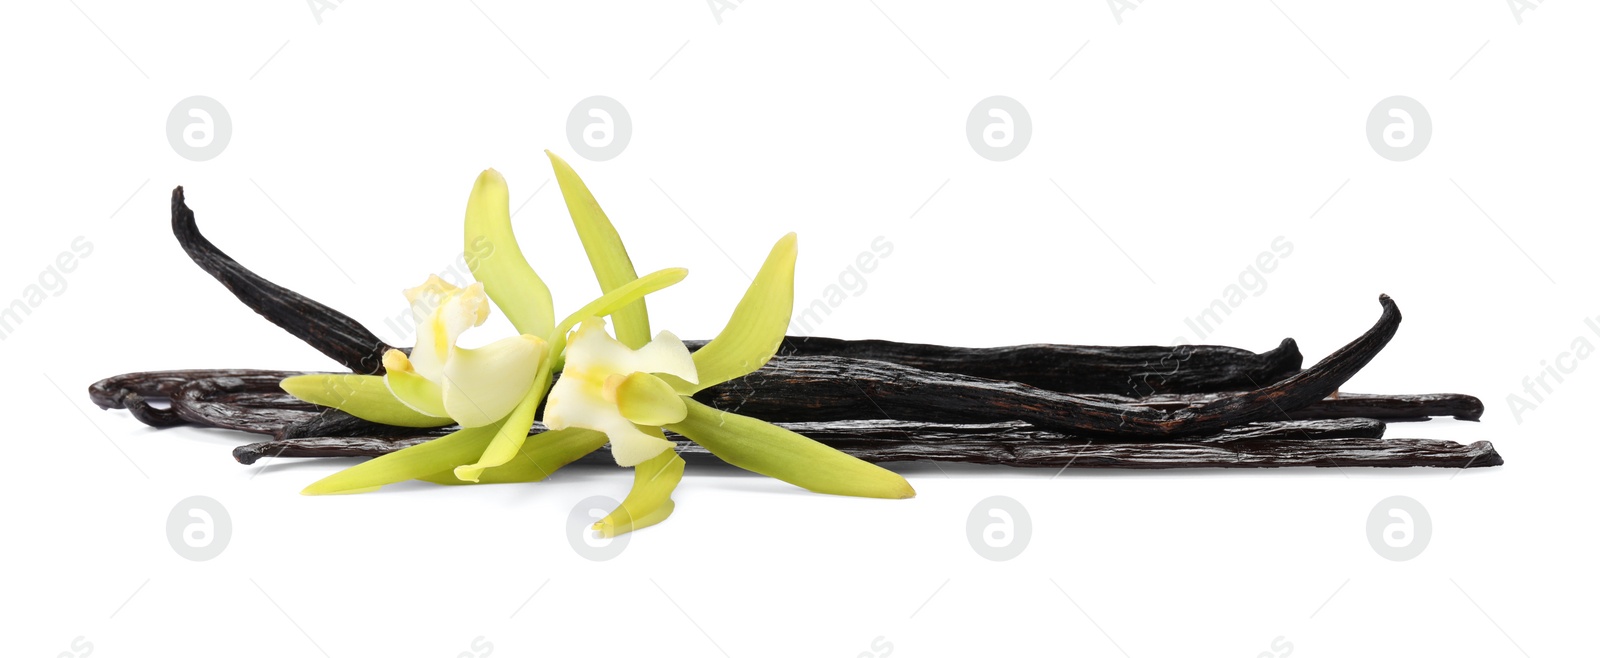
(381, 275, 547, 428)
(544, 317, 698, 466)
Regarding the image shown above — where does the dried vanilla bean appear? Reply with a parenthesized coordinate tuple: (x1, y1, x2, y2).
(232, 418, 1499, 469)
(686, 336, 1304, 397)
(92, 368, 331, 434)
(276, 407, 433, 440)
(974, 437, 1498, 469)
(172, 187, 395, 373)
(234, 417, 1384, 463)
(235, 435, 1499, 469)
(1094, 391, 1484, 422)
(88, 370, 191, 427)
(694, 296, 1401, 437)
(1284, 392, 1483, 422)
(90, 369, 212, 407)
(169, 371, 319, 433)
(762, 339, 1479, 420)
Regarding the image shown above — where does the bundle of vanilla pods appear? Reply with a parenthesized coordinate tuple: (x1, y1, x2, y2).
(88, 188, 1500, 471)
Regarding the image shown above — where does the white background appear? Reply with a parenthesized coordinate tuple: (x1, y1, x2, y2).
(1, 1, 1592, 656)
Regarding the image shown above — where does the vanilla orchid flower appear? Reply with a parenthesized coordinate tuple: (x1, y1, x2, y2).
(295, 167, 688, 495)
(291, 157, 912, 535)
(544, 318, 698, 466)
(381, 275, 547, 428)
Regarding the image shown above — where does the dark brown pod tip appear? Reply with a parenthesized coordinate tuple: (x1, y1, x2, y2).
(171, 186, 395, 374)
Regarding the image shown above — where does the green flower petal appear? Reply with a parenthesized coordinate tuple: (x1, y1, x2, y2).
(279, 374, 451, 428)
(551, 267, 688, 364)
(595, 440, 684, 537)
(669, 399, 914, 499)
(381, 350, 451, 418)
(548, 151, 651, 349)
(682, 233, 797, 392)
(301, 420, 505, 495)
(464, 169, 555, 337)
(614, 372, 688, 426)
(419, 427, 609, 485)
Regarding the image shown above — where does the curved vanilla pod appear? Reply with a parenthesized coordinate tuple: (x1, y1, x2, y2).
(171, 187, 395, 373)
(90, 368, 344, 435)
(88, 369, 201, 427)
(695, 296, 1403, 437)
